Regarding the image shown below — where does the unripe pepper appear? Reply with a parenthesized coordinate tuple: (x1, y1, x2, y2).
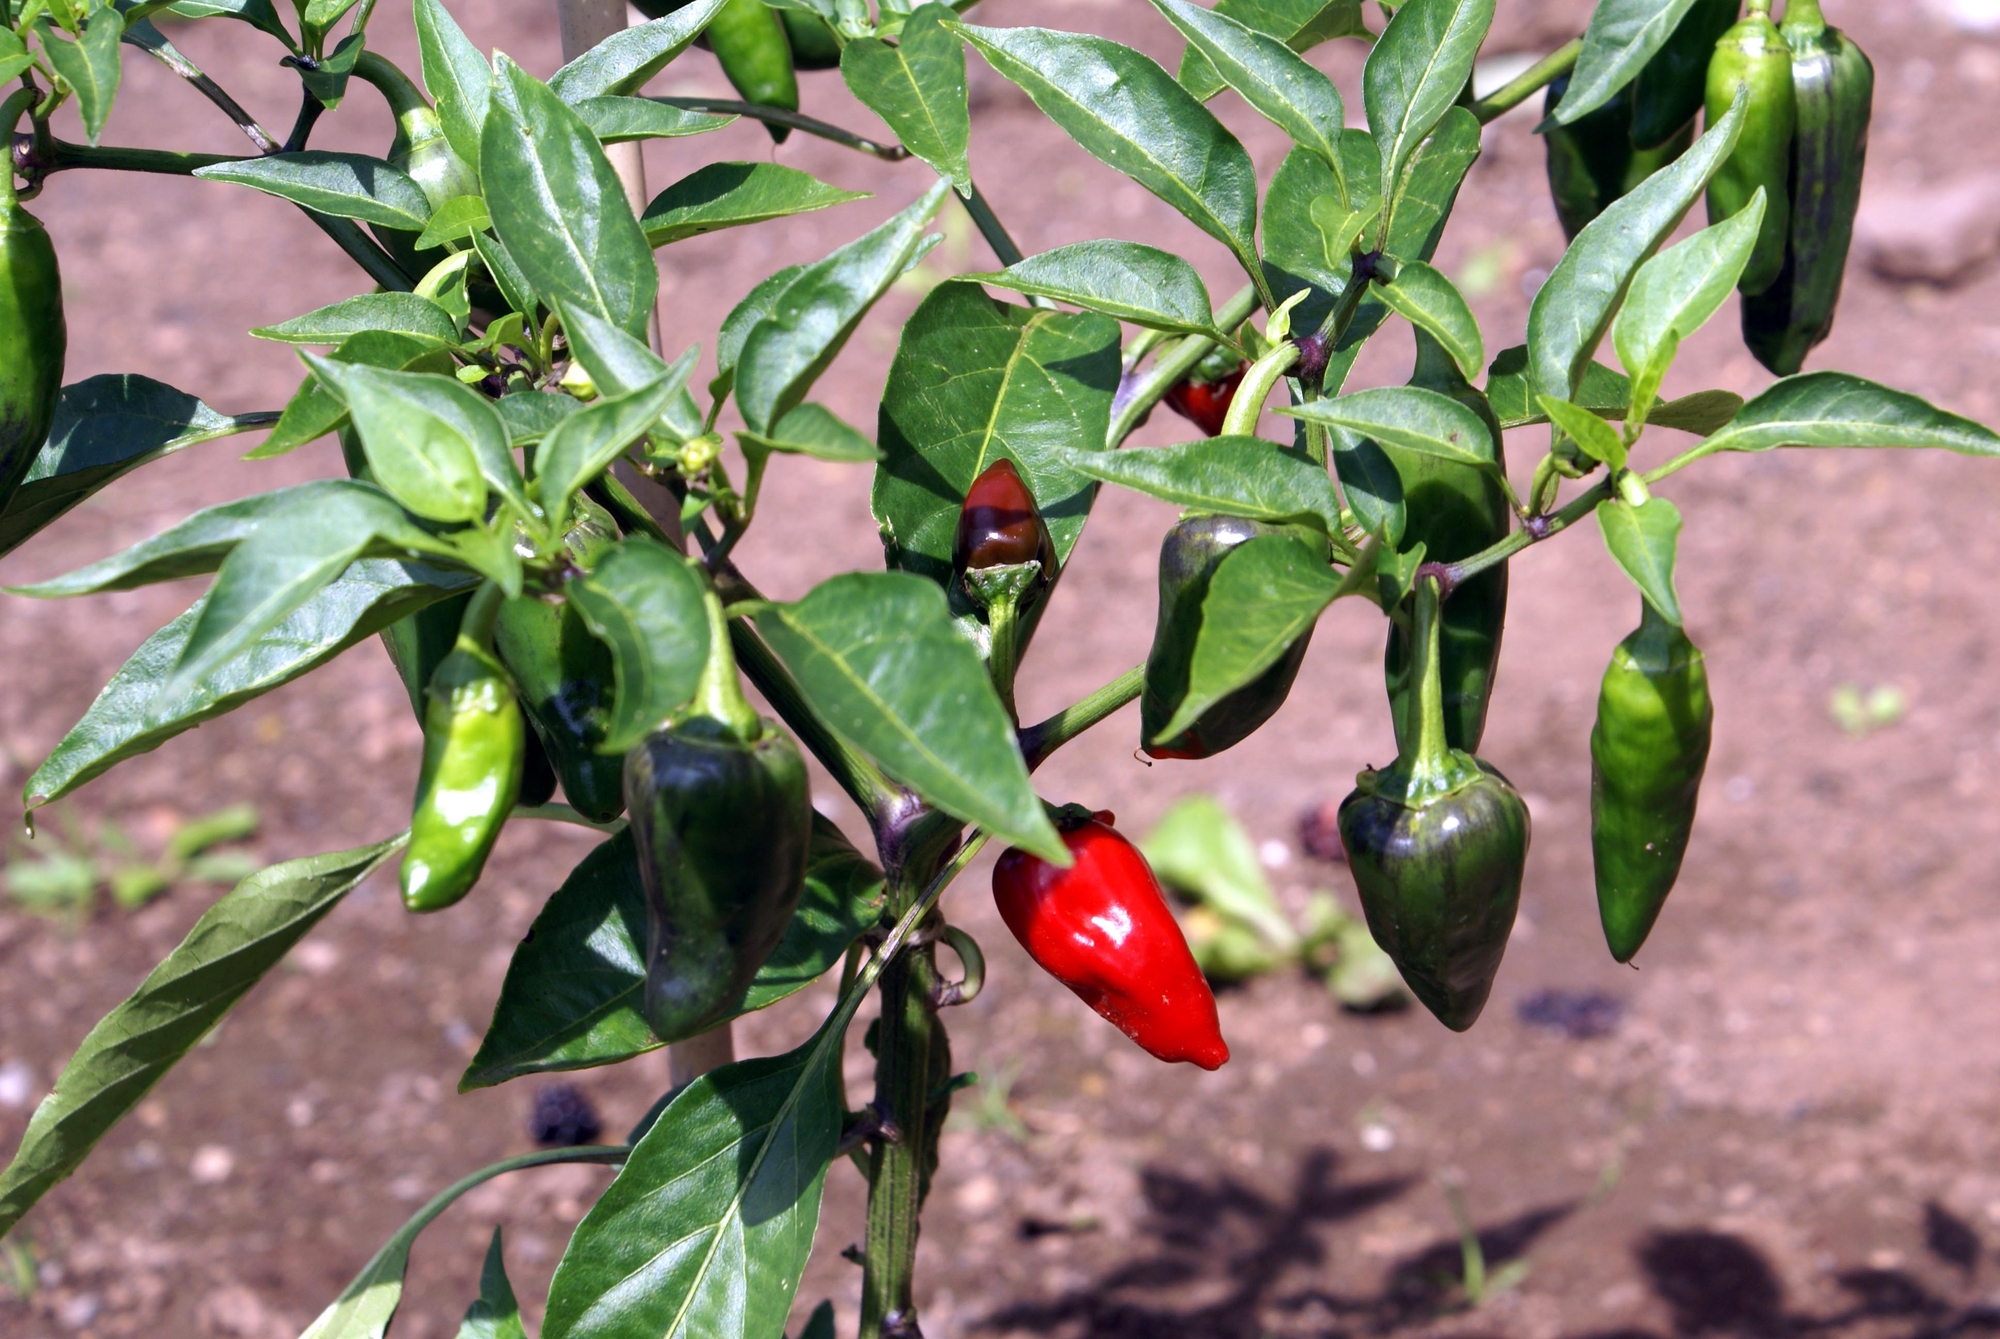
(1383, 331, 1509, 755)
(402, 584, 528, 912)
(1340, 577, 1530, 1031)
(0, 92, 67, 516)
(1542, 75, 1695, 242)
(1141, 514, 1318, 759)
(704, 0, 801, 143)
(1590, 601, 1712, 963)
(779, 7, 843, 69)
(494, 498, 627, 822)
(1739, 0, 1872, 375)
(625, 586, 810, 1043)
(1162, 363, 1247, 437)
(1630, 0, 1741, 151)
(1705, 0, 1796, 296)
(955, 458, 1057, 714)
(993, 810, 1229, 1069)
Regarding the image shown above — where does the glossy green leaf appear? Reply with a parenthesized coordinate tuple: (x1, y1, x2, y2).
(1612, 195, 1764, 426)
(540, 1018, 846, 1339)
(1525, 93, 1744, 405)
(41, 10, 123, 144)
(251, 294, 459, 347)
(639, 161, 867, 248)
(841, 3, 971, 193)
(968, 240, 1220, 338)
(1551, 0, 1699, 126)
(415, 196, 492, 251)
(305, 360, 512, 524)
(415, 0, 489, 172)
(455, 1229, 527, 1339)
(548, 0, 730, 101)
(872, 281, 1119, 587)
(575, 96, 733, 143)
(558, 308, 706, 446)
(955, 23, 1259, 278)
(752, 572, 1066, 863)
(300, 0, 360, 37)
(1178, 0, 1369, 101)
(738, 403, 880, 463)
(711, 264, 806, 405)
(566, 537, 710, 753)
(159, 0, 292, 46)
(484, 57, 658, 340)
(249, 332, 447, 461)
(1065, 435, 1343, 532)
(735, 180, 948, 436)
(294, 31, 363, 110)
(1597, 494, 1682, 625)
(0, 835, 405, 1237)
(1154, 532, 1354, 744)
(1651, 390, 1744, 437)
(1372, 259, 1482, 379)
(474, 231, 538, 322)
(1696, 374, 2000, 458)
(1362, 0, 1491, 215)
(1538, 395, 1626, 470)
(1284, 386, 1497, 472)
(1153, 0, 1344, 186)
(1329, 430, 1404, 544)
(493, 391, 582, 444)
(195, 153, 434, 231)
(25, 560, 470, 807)
(1310, 197, 1376, 272)
(535, 376, 685, 519)
(1487, 345, 1744, 436)
(0, 376, 269, 560)
(460, 818, 883, 1090)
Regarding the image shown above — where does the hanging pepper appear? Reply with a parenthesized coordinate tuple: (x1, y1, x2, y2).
(353, 54, 479, 282)
(1141, 514, 1319, 759)
(1340, 577, 1530, 1031)
(993, 809, 1229, 1069)
(1590, 601, 1713, 963)
(1383, 331, 1509, 755)
(1739, 0, 1872, 375)
(1542, 75, 1695, 242)
(1705, 0, 1796, 295)
(955, 458, 1058, 714)
(1631, 0, 1742, 151)
(625, 585, 811, 1043)
(0, 91, 66, 516)
(779, 7, 843, 69)
(706, 0, 801, 142)
(402, 584, 528, 912)
(495, 498, 627, 822)
(1163, 362, 1248, 438)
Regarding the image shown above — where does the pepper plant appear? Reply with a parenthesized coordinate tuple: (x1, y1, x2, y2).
(1, 0, 1993, 1335)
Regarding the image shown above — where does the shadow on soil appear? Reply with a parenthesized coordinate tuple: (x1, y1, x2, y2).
(975, 1157, 2000, 1339)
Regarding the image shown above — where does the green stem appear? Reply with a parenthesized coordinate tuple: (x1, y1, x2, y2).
(1, 90, 33, 207)
(1017, 663, 1144, 772)
(1402, 576, 1451, 789)
(647, 97, 910, 160)
(1110, 284, 1260, 447)
(352, 50, 430, 123)
(985, 587, 1023, 723)
(960, 178, 1024, 269)
(123, 21, 282, 154)
(311, 214, 415, 292)
(1437, 478, 1611, 589)
(456, 581, 506, 651)
(687, 586, 763, 741)
(22, 139, 252, 175)
(1467, 37, 1582, 123)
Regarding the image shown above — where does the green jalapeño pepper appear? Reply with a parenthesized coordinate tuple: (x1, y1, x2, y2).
(402, 585, 528, 912)
(0, 91, 67, 516)
(705, 0, 800, 143)
(1383, 331, 1509, 755)
(1631, 0, 1742, 151)
(779, 7, 842, 69)
(1341, 577, 1530, 1031)
(625, 586, 811, 1043)
(1739, 0, 1873, 375)
(494, 497, 626, 822)
(1141, 514, 1319, 760)
(1543, 75, 1695, 242)
(1590, 601, 1713, 963)
(1706, 0, 1796, 295)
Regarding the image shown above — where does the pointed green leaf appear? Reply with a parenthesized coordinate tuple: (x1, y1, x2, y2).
(738, 403, 880, 463)
(969, 240, 1220, 338)
(41, 10, 123, 144)
(574, 96, 733, 143)
(1178, 0, 1369, 101)
(639, 161, 868, 248)
(414, 0, 489, 172)
(252, 294, 459, 347)
(1363, 0, 1492, 214)
(841, 3, 971, 192)
(248, 331, 449, 462)
(195, 152, 433, 230)
(711, 264, 806, 405)
(1153, 0, 1344, 188)
(0, 835, 406, 1237)
(1329, 430, 1404, 544)
(565, 537, 710, 752)
(1612, 194, 1764, 425)
(1696, 374, 2000, 458)
(1284, 386, 1497, 471)
(1371, 259, 1482, 379)
(1550, 0, 1700, 126)
(415, 196, 492, 252)
(305, 360, 515, 524)
(455, 1229, 526, 1339)
(1064, 435, 1344, 532)
(752, 572, 1066, 862)
(535, 375, 685, 519)
(1597, 494, 1682, 625)
(548, 0, 730, 101)
(1538, 395, 1626, 470)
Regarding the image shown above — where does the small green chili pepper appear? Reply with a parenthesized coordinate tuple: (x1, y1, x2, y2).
(1590, 601, 1713, 963)
(780, 7, 843, 69)
(0, 93, 66, 516)
(402, 585, 527, 912)
(1341, 577, 1530, 1031)
(706, 0, 800, 143)
(1631, 0, 1741, 151)
(1542, 76, 1696, 242)
(1706, 0, 1796, 296)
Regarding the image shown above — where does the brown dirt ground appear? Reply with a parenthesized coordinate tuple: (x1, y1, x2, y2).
(6, 1, 2000, 1336)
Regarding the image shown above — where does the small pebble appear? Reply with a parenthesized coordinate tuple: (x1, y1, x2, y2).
(529, 1083, 602, 1147)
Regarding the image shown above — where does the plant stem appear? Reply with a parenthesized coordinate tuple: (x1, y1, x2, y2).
(1433, 478, 1611, 591)
(1018, 663, 1143, 772)
(1110, 284, 1260, 447)
(647, 97, 910, 160)
(122, 21, 282, 154)
(960, 178, 1023, 267)
(16, 138, 251, 175)
(1467, 37, 1582, 124)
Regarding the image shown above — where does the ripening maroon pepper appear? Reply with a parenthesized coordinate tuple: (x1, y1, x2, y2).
(993, 810, 1230, 1070)
(953, 458, 1055, 576)
(1163, 364, 1246, 437)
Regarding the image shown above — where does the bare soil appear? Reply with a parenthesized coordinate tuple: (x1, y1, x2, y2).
(6, 2, 2000, 1337)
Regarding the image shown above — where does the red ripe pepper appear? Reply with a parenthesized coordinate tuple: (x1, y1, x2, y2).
(953, 458, 1055, 576)
(1163, 364, 1247, 437)
(992, 810, 1230, 1070)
